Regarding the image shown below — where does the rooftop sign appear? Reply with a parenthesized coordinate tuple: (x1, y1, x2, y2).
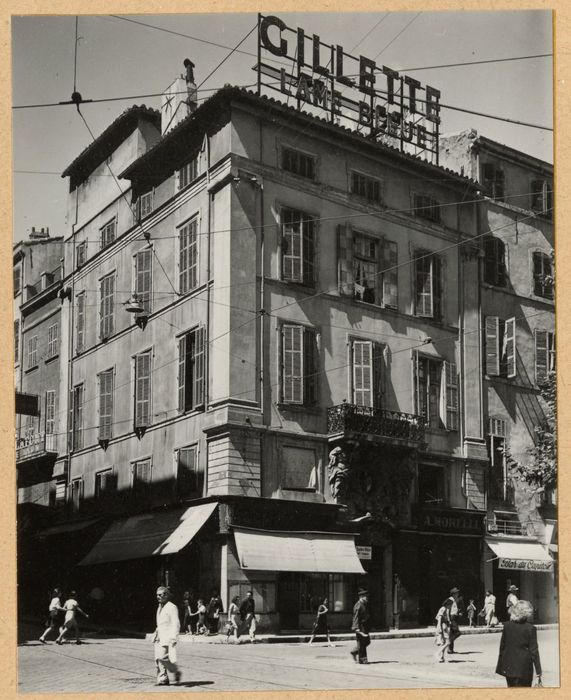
(256, 14, 441, 164)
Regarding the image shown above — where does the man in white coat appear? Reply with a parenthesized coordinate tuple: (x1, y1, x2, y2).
(153, 587, 182, 686)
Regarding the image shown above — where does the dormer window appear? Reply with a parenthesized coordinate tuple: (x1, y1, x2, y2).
(282, 147, 316, 180)
(531, 179, 553, 218)
(481, 163, 505, 202)
(177, 157, 199, 190)
(100, 219, 116, 249)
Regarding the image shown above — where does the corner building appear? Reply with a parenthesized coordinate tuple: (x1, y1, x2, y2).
(45, 83, 492, 632)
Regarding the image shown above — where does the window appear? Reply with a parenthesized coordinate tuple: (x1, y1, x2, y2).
(45, 390, 56, 436)
(281, 446, 317, 491)
(418, 464, 446, 506)
(134, 249, 153, 313)
(14, 265, 22, 297)
(415, 354, 458, 430)
(350, 339, 383, 408)
(281, 208, 315, 286)
(531, 179, 553, 218)
(228, 582, 276, 614)
(487, 418, 511, 502)
(280, 324, 318, 405)
(176, 445, 203, 498)
(382, 240, 398, 309)
(483, 236, 507, 286)
(136, 191, 154, 219)
(134, 351, 152, 431)
(413, 193, 441, 223)
(27, 336, 38, 369)
(70, 478, 83, 513)
(282, 147, 315, 180)
(70, 383, 84, 451)
(178, 328, 205, 412)
(353, 233, 378, 304)
(98, 369, 114, 442)
(47, 323, 58, 359)
(76, 241, 87, 268)
(14, 320, 20, 364)
(351, 171, 381, 203)
(76, 292, 86, 353)
(179, 218, 199, 294)
(177, 157, 199, 190)
(481, 163, 505, 201)
(95, 469, 117, 500)
(532, 252, 553, 299)
(535, 330, 555, 384)
(53, 480, 67, 508)
(414, 251, 442, 320)
(485, 317, 516, 378)
(100, 219, 116, 248)
(99, 273, 115, 339)
(298, 574, 354, 613)
(132, 458, 151, 493)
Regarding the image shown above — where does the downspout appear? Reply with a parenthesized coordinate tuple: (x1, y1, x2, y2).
(259, 118, 265, 424)
(66, 186, 79, 501)
(205, 135, 212, 411)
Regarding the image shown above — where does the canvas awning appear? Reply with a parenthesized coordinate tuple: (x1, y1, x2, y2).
(34, 519, 99, 539)
(233, 527, 365, 574)
(486, 539, 554, 572)
(79, 502, 217, 566)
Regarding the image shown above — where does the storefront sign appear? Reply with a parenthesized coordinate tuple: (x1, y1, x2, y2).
(415, 508, 484, 535)
(356, 546, 372, 560)
(498, 558, 554, 573)
(256, 14, 440, 163)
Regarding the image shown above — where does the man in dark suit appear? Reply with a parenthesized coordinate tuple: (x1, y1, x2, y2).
(239, 590, 256, 643)
(448, 586, 463, 653)
(350, 588, 371, 664)
(496, 600, 542, 687)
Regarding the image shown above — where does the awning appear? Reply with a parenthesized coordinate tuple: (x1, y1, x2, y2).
(79, 502, 217, 566)
(233, 527, 366, 574)
(34, 519, 99, 539)
(486, 539, 554, 572)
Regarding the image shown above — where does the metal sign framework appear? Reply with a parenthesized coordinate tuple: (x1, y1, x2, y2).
(255, 13, 441, 164)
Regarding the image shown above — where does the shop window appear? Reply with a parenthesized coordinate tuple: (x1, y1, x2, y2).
(281, 446, 317, 491)
(299, 573, 354, 612)
(350, 339, 383, 408)
(282, 147, 315, 180)
(418, 464, 446, 506)
(99, 273, 115, 340)
(280, 323, 318, 405)
(481, 163, 505, 201)
(134, 248, 153, 314)
(532, 252, 553, 299)
(483, 236, 507, 287)
(179, 218, 199, 294)
(134, 351, 152, 433)
(176, 445, 203, 498)
(178, 327, 205, 412)
(100, 219, 116, 249)
(413, 193, 441, 223)
(98, 369, 114, 442)
(76, 292, 86, 353)
(414, 251, 442, 320)
(414, 354, 458, 430)
(535, 330, 555, 384)
(281, 207, 315, 287)
(530, 179, 553, 218)
(351, 171, 381, 203)
(484, 317, 516, 378)
(228, 582, 276, 614)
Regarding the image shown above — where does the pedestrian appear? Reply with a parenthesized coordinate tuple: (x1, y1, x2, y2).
(308, 597, 334, 646)
(480, 589, 497, 627)
(152, 586, 182, 686)
(349, 587, 370, 664)
(55, 590, 89, 645)
(506, 584, 519, 620)
(239, 590, 257, 643)
(195, 599, 208, 634)
(39, 588, 65, 643)
(447, 586, 462, 653)
(226, 595, 241, 643)
(467, 599, 477, 627)
(434, 598, 454, 662)
(207, 590, 224, 635)
(496, 600, 542, 687)
(181, 591, 193, 634)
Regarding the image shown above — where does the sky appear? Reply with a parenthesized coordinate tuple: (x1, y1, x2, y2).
(11, 11, 553, 242)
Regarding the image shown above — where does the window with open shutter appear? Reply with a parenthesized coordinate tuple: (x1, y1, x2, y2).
(177, 446, 202, 497)
(133, 459, 152, 492)
(76, 292, 86, 353)
(72, 384, 84, 450)
(415, 252, 433, 317)
(382, 240, 398, 308)
(443, 361, 458, 430)
(337, 223, 354, 295)
(98, 369, 114, 441)
(532, 252, 553, 299)
(502, 317, 516, 378)
(304, 328, 318, 404)
(193, 326, 205, 408)
(100, 273, 115, 339)
(178, 327, 206, 412)
(535, 330, 555, 384)
(282, 208, 315, 286)
(45, 391, 56, 436)
(415, 354, 444, 429)
(353, 233, 378, 304)
(282, 324, 304, 403)
(135, 249, 152, 313)
(134, 351, 151, 428)
(70, 478, 83, 512)
(483, 236, 506, 286)
(95, 469, 117, 500)
(485, 317, 500, 376)
(352, 340, 373, 407)
(179, 218, 198, 294)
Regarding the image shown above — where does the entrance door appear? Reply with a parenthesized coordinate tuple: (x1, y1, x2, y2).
(278, 573, 300, 630)
(494, 563, 521, 621)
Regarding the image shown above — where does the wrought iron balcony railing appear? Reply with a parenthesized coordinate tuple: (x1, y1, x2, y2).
(327, 403, 425, 444)
(16, 432, 58, 463)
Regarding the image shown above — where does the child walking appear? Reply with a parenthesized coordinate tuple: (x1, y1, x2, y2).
(467, 599, 477, 627)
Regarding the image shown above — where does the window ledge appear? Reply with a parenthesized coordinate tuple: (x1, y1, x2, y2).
(24, 365, 39, 373)
(45, 354, 59, 364)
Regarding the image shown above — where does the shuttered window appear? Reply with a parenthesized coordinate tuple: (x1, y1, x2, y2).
(98, 369, 114, 441)
(76, 241, 87, 267)
(95, 469, 117, 500)
(27, 336, 38, 369)
(14, 265, 22, 297)
(382, 240, 398, 308)
(76, 292, 86, 353)
(282, 208, 315, 286)
(178, 327, 206, 412)
(134, 351, 152, 429)
(532, 252, 553, 299)
(135, 248, 153, 313)
(136, 191, 154, 219)
(531, 180, 553, 218)
(413, 193, 441, 222)
(177, 157, 199, 190)
(353, 233, 378, 304)
(415, 251, 442, 320)
(14, 320, 20, 364)
(483, 236, 507, 287)
(415, 354, 444, 429)
(351, 172, 381, 202)
(485, 317, 500, 376)
(47, 323, 59, 359)
(179, 218, 199, 294)
(70, 478, 83, 512)
(177, 446, 202, 498)
(100, 273, 115, 339)
(45, 390, 56, 436)
(442, 361, 459, 431)
(352, 340, 373, 407)
(485, 316, 517, 379)
(482, 163, 505, 201)
(132, 459, 152, 492)
(503, 318, 516, 378)
(281, 324, 318, 405)
(535, 330, 555, 383)
(72, 384, 84, 451)
(282, 147, 315, 179)
(100, 219, 116, 248)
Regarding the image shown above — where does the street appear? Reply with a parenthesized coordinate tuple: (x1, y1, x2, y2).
(18, 627, 559, 693)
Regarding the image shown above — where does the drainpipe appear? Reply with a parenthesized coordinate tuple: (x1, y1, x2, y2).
(258, 119, 265, 424)
(65, 188, 79, 504)
(205, 136, 212, 411)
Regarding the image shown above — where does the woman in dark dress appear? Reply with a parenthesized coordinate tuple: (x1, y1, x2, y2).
(496, 600, 542, 687)
(308, 597, 333, 646)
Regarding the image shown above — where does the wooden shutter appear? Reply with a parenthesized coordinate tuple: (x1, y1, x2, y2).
(373, 342, 384, 408)
(432, 255, 442, 320)
(535, 330, 549, 384)
(352, 340, 373, 407)
(99, 370, 113, 441)
(304, 328, 318, 404)
(337, 223, 354, 295)
(45, 391, 55, 435)
(382, 240, 398, 308)
(178, 335, 187, 412)
(76, 293, 85, 352)
(135, 352, 151, 427)
(503, 317, 516, 378)
(415, 253, 433, 317)
(193, 327, 205, 408)
(443, 361, 458, 430)
(302, 216, 315, 286)
(135, 249, 152, 313)
(485, 317, 500, 376)
(464, 464, 486, 510)
(282, 325, 304, 403)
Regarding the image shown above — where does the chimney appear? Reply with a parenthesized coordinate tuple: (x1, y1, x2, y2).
(161, 60, 198, 135)
(29, 226, 50, 240)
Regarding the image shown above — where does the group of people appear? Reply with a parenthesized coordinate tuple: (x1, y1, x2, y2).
(181, 590, 223, 636)
(38, 588, 89, 646)
(434, 583, 542, 687)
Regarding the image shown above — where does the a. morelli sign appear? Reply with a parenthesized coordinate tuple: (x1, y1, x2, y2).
(416, 508, 484, 534)
(256, 14, 441, 163)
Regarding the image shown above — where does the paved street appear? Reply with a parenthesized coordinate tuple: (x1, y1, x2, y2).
(18, 627, 559, 693)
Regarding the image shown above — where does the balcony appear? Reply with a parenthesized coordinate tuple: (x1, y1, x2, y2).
(487, 516, 540, 538)
(327, 403, 425, 447)
(16, 432, 58, 465)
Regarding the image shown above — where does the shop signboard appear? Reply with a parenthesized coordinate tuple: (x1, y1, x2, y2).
(356, 546, 372, 560)
(414, 507, 485, 535)
(498, 558, 554, 573)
